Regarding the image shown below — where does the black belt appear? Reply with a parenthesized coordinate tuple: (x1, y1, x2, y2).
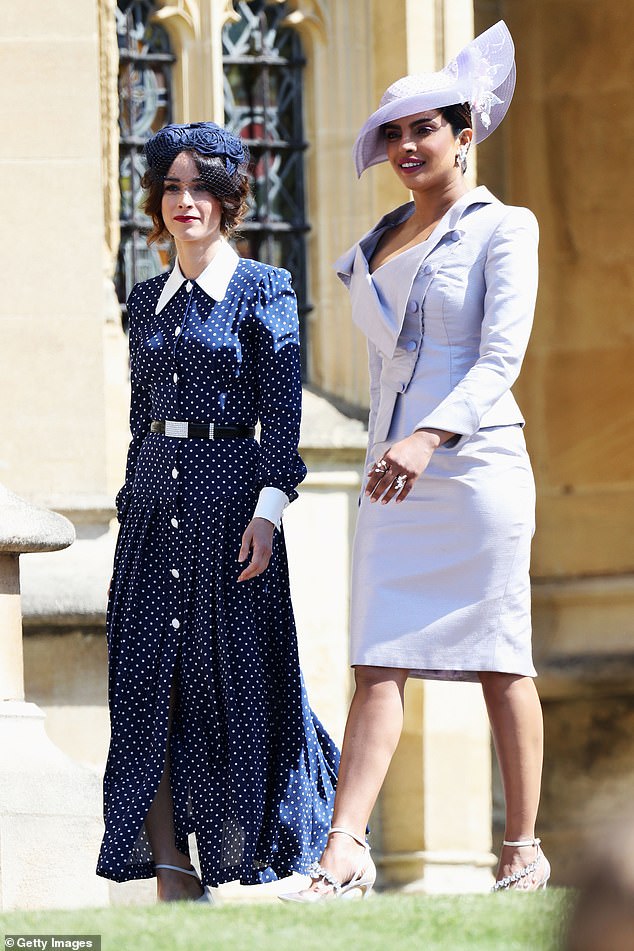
(151, 420, 256, 440)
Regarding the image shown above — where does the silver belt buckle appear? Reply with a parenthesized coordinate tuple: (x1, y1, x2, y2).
(165, 420, 188, 438)
(208, 422, 215, 440)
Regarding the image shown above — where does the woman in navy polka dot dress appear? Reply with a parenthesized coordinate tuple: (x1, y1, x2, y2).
(96, 122, 339, 902)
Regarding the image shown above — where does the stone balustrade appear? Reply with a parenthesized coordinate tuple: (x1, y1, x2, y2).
(0, 484, 108, 910)
(0, 484, 75, 702)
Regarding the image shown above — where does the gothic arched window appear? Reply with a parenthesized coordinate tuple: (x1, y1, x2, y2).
(223, 1, 310, 373)
(116, 0, 175, 328)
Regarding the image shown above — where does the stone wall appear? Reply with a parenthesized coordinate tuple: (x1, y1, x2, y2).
(0, 1, 109, 509)
(475, 0, 634, 876)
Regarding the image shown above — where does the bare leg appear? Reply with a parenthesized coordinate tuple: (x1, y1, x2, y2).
(307, 665, 409, 894)
(145, 685, 203, 901)
(480, 672, 547, 887)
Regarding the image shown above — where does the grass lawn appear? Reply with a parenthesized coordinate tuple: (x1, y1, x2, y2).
(0, 890, 572, 951)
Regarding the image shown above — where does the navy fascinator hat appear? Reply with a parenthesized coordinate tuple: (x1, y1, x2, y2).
(144, 122, 249, 194)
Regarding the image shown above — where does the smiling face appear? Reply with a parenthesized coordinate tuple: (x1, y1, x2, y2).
(383, 110, 472, 193)
(161, 151, 223, 248)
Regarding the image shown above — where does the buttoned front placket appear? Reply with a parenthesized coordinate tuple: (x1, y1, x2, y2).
(169, 281, 195, 643)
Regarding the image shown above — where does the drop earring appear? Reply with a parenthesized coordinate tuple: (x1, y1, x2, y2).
(457, 144, 469, 174)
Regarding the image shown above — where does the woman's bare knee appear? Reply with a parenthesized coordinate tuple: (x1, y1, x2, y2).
(479, 671, 526, 697)
(353, 665, 408, 692)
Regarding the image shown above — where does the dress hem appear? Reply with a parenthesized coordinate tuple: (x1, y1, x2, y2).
(349, 660, 538, 683)
(96, 858, 314, 888)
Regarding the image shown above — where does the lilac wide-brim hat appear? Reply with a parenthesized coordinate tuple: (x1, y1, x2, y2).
(353, 20, 515, 178)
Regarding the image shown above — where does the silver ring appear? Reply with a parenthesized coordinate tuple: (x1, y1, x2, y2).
(373, 459, 390, 474)
(393, 474, 407, 491)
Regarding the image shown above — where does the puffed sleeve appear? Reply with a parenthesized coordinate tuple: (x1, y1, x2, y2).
(252, 268, 307, 512)
(413, 207, 539, 438)
(114, 290, 151, 522)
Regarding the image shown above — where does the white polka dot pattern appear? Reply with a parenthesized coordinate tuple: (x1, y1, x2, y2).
(97, 260, 339, 888)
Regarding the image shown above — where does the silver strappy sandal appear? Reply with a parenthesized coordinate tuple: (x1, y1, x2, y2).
(279, 827, 376, 903)
(492, 838, 551, 892)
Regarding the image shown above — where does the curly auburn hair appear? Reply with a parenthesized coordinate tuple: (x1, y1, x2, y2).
(142, 151, 250, 245)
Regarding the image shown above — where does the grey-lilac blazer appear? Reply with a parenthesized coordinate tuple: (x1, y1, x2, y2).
(334, 186, 539, 457)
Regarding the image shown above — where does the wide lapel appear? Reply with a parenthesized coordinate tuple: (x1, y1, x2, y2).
(365, 187, 498, 450)
(336, 203, 413, 358)
(369, 231, 438, 355)
(340, 187, 497, 359)
(347, 243, 401, 358)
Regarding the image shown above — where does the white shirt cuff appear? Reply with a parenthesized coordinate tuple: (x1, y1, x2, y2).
(253, 486, 289, 529)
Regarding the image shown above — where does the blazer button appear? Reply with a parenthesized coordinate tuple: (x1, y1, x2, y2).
(423, 264, 433, 275)
(408, 299, 419, 313)
(405, 340, 417, 352)
(451, 230, 460, 241)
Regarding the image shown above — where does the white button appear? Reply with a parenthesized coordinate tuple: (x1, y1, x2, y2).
(451, 230, 460, 241)
(171, 568, 180, 579)
(424, 264, 433, 275)
(171, 618, 180, 629)
(172, 468, 179, 479)
(175, 326, 181, 337)
(405, 340, 417, 352)
(173, 372, 178, 383)
(185, 281, 193, 293)
(171, 517, 179, 528)
(408, 300, 418, 313)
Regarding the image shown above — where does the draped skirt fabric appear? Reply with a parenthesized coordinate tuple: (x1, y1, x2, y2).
(96, 436, 338, 886)
(350, 425, 537, 682)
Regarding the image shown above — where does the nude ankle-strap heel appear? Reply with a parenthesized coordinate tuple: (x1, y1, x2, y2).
(154, 863, 215, 904)
(492, 838, 551, 892)
(279, 827, 376, 903)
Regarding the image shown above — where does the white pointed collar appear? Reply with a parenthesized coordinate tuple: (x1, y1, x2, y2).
(155, 239, 240, 314)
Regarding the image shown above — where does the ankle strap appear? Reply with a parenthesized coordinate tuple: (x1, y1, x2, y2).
(328, 827, 370, 850)
(155, 863, 200, 879)
(502, 838, 541, 848)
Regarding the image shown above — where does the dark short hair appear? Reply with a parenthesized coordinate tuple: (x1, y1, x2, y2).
(142, 151, 250, 245)
(441, 102, 473, 135)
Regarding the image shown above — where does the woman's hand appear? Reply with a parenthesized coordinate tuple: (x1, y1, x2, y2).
(365, 428, 453, 504)
(237, 517, 275, 581)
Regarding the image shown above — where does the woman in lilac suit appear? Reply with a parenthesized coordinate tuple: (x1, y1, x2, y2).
(282, 22, 549, 901)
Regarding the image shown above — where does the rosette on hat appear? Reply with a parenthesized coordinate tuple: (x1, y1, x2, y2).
(353, 21, 515, 177)
(144, 122, 249, 178)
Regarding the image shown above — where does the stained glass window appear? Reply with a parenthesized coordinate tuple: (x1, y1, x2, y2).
(116, 0, 175, 328)
(223, 1, 311, 372)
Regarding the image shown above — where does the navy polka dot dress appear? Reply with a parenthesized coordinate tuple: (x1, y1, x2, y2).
(96, 250, 339, 887)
